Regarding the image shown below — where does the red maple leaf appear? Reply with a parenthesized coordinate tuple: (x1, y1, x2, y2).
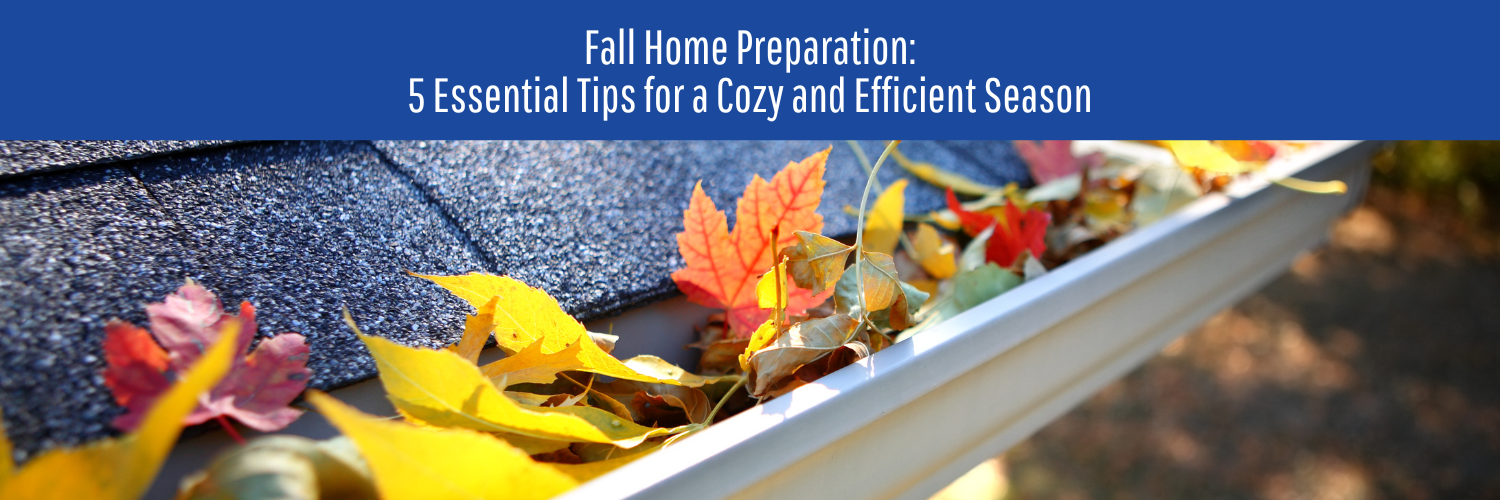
(103, 281, 310, 432)
(945, 189, 1051, 267)
(1013, 140, 1106, 184)
(672, 148, 834, 338)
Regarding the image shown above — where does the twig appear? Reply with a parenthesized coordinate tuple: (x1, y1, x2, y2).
(846, 140, 919, 257)
(703, 377, 748, 425)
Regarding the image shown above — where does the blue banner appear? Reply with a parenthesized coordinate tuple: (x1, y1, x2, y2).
(3, 0, 1494, 138)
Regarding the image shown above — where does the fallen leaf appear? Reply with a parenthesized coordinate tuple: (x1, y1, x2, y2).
(741, 258, 791, 371)
(757, 341, 870, 399)
(353, 329, 688, 448)
(105, 281, 309, 432)
(863, 179, 909, 255)
(504, 391, 556, 407)
(1162, 140, 1257, 174)
(944, 189, 1049, 268)
(1023, 254, 1050, 282)
(0, 410, 9, 483)
(1012, 140, 1106, 184)
(419, 273, 686, 386)
(739, 319, 779, 373)
(177, 435, 375, 500)
(620, 356, 736, 387)
(697, 339, 750, 375)
(414, 273, 585, 353)
(307, 392, 578, 500)
(944, 189, 1000, 237)
(779, 231, 855, 295)
(891, 146, 1000, 196)
(868, 280, 930, 331)
(448, 296, 498, 364)
(547, 443, 661, 483)
(954, 263, 1021, 311)
(1216, 140, 1277, 162)
(480, 338, 589, 386)
(671, 149, 834, 337)
(595, 381, 710, 425)
(745, 314, 861, 398)
(833, 252, 903, 315)
(958, 225, 995, 273)
(1024, 174, 1083, 203)
(910, 223, 956, 279)
(1, 320, 240, 500)
(1132, 166, 1203, 225)
(572, 441, 662, 464)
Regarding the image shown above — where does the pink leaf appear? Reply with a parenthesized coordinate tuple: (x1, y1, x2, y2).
(104, 282, 310, 433)
(1012, 140, 1105, 184)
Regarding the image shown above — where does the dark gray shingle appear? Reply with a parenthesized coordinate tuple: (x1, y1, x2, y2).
(131, 141, 486, 389)
(0, 141, 238, 179)
(0, 167, 204, 462)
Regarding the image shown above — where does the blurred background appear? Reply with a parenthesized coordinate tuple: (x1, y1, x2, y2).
(935, 141, 1500, 500)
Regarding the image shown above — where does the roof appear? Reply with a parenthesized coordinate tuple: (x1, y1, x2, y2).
(0, 140, 1028, 462)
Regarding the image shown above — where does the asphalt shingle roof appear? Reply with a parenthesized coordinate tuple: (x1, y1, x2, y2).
(0, 140, 1028, 462)
(0, 141, 236, 178)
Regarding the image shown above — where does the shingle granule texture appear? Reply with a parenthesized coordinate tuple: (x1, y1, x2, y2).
(0, 167, 205, 462)
(0, 141, 238, 178)
(374, 140, 1028, 321)
(131, 141, 486, 391)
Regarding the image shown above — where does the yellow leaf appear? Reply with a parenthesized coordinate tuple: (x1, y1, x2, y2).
(415, 273, 681, 386)
(547, 443, 660, 482)
(929, 210, 963, 231)
(356, 331, 687, 448)
(620, 356, 736, 388)
(755, 261, 789, 311)
(503, 391, 555, 406)
(891, 147, 999, 196)
(413, 272, 584, 353)
(836, 252, 902, 313)
(864, 179, 908, 256)
(308, 392, 577, 500)
(480, 338, 588, 386)
(739, 318, 780, 372)
(448, 296, 498, 364)
(911, 223, 956, 279)
(1163, 140, 1258, 174)
(1, 321, 240, 500)
(778, 231, 854, 295)
(402, 407, 574, 455)
(0, 409, 11, 489)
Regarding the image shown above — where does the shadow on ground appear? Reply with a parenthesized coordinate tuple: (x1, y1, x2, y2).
(999, 186, 1500, 500)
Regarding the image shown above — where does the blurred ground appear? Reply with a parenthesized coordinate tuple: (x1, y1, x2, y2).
(945, 142, 1500, 500)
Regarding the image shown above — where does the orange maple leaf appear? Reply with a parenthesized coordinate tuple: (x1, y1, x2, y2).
(672, 148, 834, 338)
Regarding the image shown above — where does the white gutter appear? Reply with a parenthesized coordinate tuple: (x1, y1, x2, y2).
(557, 141, 1376, 500)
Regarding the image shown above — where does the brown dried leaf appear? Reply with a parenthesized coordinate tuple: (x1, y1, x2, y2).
(745, 314, 861, 398)
(779, 231, 854, 295)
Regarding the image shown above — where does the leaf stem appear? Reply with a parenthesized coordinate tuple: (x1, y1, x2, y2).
(215, 414, 246, 445)
(846, 140, 919, 257)
(855, 141, 901, 322)
(703, 377, 748, 425)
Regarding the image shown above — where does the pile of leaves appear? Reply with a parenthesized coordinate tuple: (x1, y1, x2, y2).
(0, 140, 1343, 500)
